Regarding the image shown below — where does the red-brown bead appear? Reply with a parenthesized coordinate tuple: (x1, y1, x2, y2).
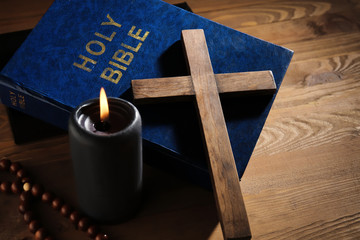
(60, 204, 72, 217)
(35, 228, 47, 240)
(23, 211, 35, 224)
(11, 181, 22, 194)
(20, 191, 32, 202)
(0, 157, 10, 171)
(41, 192, 54, 204)
(95, 233, 109, 240)
(51, 197, 63, 210)
(69, 211, 81, 226)
(78, 217, 90, 231)
(9, 162, 22, 174)
(87, 225, 99, 238)
(22, 177, 32, 184)
(29, 220, 40, 234)
(31, 184, 44, 198)
(0, 181, 11, 193)
(18, 201, 30, 214)
(16, 168, 27, 179)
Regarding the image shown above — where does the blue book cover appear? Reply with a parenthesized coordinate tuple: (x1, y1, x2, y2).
(0, 0, 293, 188)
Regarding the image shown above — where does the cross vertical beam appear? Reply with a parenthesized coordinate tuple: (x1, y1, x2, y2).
(131, 29, 271, 239)
(181, 29, 251, 240)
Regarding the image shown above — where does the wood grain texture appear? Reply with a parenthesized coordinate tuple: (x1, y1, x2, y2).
(240, 8, 360, 45)
(1, 0, 360, 239)
(132, 71, 276, 103)
(284, 32, 360, 63)
(0, 0, 53, 34)
(181, 29, 250, 240)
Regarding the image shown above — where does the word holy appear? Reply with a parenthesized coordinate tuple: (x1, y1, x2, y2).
(73, 14, 150, 84)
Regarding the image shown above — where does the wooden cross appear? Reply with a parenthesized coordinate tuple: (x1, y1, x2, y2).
(132, 29, 276, 240)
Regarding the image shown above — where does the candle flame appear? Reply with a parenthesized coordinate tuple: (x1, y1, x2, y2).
(100, 87, 109, 122)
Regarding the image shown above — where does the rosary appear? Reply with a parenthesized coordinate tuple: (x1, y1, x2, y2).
(0, 157, 109, 240)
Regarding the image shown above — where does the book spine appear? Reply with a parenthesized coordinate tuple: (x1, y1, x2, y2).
(0, 75, 213, 188)
(0, 75, 70, 130)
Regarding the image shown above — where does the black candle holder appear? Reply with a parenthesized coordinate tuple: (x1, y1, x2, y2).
(69, 97, 142, 222)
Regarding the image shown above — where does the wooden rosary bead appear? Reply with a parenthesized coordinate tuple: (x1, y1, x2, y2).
(22, 177, 32, 183)
(41, 192, 54, 204)
(20, 191, 32, 202)
(23, 211, 35, 224)
(69, 211, 81, 226)
(60, 204, 72, 217)
(23, 182, 32, 192)
(16, 168, 27, 179)
(0, 181, 11, 193)
(0, 157, 109, 240)
(51, 197, 63, 210)
(0, 157, 10, 171)
(11, 181, 22, 194)
(31, 184, 44, 198)
(9, 162, 22, 174)
(18, 201, 30, 214)
(87, 225, 99, 238)
(78, 217, 90, 232)
(29, 220, 40, 234)
(35, 228, 47, 240)
(95, 233, 109, 240)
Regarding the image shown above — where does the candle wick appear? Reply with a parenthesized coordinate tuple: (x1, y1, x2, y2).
(94, 120, 111, 132)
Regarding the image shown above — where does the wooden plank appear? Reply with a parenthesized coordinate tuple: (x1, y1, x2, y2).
(254, 52, 360, 157)
(132, 70, 276, 103)
(182, 29, 251, 240)
(244, 52, 360, 239)
(284, 32, 360, 62)
(198, 0, 351, 28)
(242, 142, 360, 240)
(239, 9, 360, 45)
(193, 0, 359, 46)
(282, 51, 360, 87)
(240, 51, 360, 240)
(0, 0, 54, 34)
(167, 0, 286, 14)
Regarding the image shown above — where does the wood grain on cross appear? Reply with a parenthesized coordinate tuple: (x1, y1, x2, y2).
(132, 29, 276, 240)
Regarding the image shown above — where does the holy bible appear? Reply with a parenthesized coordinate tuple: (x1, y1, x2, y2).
(0, 0, 293, 188)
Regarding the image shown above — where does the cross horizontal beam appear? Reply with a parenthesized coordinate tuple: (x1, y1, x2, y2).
(132, 70, 276, 103)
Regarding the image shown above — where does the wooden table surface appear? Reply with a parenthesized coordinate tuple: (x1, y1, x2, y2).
(1, 0, 359, 239)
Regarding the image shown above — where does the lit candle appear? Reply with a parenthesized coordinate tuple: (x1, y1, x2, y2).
(69, 88, 142, 222)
